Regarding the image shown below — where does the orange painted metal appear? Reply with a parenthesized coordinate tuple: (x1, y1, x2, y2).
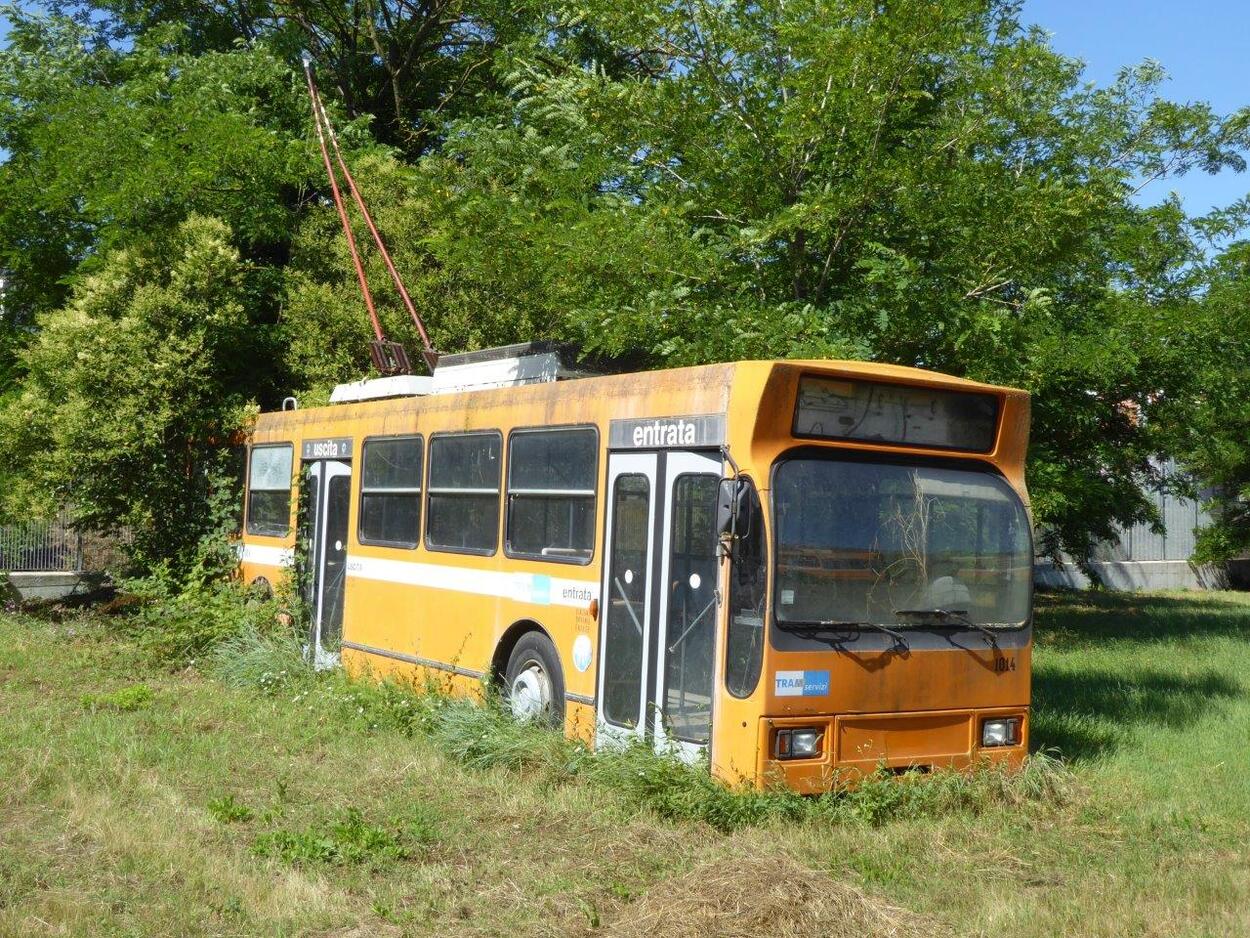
(239, 359, 1033, 792)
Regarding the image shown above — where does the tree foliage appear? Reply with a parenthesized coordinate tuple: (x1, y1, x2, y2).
(1, 0, 1249, 569)
(1162, 240, 1250, 562)
(0, 216, 264, 567)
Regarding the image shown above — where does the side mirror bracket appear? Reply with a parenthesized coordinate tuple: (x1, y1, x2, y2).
(717, 477, 753, 558)
(717, 445, 753, 559)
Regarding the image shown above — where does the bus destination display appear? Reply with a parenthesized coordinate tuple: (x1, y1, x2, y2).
(793, 376, 998, 452)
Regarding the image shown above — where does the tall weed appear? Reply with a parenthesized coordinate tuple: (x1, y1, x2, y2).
(208, 622, 310, 692)
(120, 567, 281, 667)
(210, 642, 1073, 832)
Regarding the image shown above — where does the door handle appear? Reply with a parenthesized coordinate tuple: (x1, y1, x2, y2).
(668, 596, 716, 652)
(613, 576, 644, 636)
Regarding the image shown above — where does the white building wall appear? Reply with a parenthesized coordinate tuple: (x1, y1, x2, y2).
(1034, 460, 1236, 591)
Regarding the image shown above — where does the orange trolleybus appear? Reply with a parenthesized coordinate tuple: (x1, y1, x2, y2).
(238, 345, 1034, 791)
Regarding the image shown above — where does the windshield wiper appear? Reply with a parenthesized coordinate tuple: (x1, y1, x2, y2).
(781, 620, 909, 648)
(893, 608, 997, 643)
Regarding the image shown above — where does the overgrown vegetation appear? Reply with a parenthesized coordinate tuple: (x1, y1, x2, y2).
(113, 479, 295, 668)
(52, 559, 1073, 831)
(195, 612, 1070, 833)
(2, 590, 1247, 935)
(119, 576, 280, 667)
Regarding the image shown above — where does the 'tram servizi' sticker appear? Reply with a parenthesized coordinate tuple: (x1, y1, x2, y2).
(774, 670, 831, 697)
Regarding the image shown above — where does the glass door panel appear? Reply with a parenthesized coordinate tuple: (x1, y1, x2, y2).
(596, 453, 657, 749)
(319, 471, 351, 653)
(596, 449, 723, 762)
(659, 473, 720, 745)
(304, 458, 351, 669)
(653, 451, 722, 759)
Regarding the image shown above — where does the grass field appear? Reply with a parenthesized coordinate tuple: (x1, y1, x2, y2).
(1, 589, 1248, 937)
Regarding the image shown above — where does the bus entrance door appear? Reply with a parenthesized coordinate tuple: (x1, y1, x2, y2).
(597, 450, 722, 763)
(302, 456, 352, 669)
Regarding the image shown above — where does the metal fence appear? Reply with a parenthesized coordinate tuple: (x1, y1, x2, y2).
(0, 510, 130, 573)
(1035, 459, 1230, 590)
(0, 509, 83, 572)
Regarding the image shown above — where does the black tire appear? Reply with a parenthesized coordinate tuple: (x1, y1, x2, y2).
(504, 631, 566, 729)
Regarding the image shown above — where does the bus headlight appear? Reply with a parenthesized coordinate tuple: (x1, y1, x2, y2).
(981, 718, 1020, 747)
(775, 728, 823, 760)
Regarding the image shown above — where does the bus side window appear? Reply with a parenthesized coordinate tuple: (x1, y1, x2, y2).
(505, 427, 598, 563)
(359, 435, 423, 549)
(246, 443, 294, 538)
(725, 477, 765, 698)
(426, 432, 502, 555)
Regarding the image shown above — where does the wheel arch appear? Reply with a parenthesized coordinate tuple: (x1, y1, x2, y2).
(491, 618, 562, 688)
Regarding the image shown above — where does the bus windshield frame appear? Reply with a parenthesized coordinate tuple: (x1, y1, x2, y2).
(769, 449, 1033, 635)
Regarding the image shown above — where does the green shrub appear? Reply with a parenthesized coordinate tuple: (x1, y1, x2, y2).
(120, 565, 283, 667)
(81, 683, 154, 712)
(252, 807, 418, 867)
(207, 794, 255, 824)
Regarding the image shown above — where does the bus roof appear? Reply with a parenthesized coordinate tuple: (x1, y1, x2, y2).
(260, 359, 1022, 424)
(779, 359, 1019, 393)
(251, 358, 1029, 474)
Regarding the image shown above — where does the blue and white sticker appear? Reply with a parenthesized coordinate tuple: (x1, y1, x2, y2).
(528, 574, 552, 605)
(572, 634, 593, 673)
(774, 669, 831, 697)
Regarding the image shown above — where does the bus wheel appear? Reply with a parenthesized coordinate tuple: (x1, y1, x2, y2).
(504, 632, 565, 728)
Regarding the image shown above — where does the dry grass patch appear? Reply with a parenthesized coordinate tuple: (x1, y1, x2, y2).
(62, 783, 334, 920)
(584, 852, 940, 938)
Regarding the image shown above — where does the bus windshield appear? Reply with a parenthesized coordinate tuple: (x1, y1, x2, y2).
(773, 455, 1032, 629)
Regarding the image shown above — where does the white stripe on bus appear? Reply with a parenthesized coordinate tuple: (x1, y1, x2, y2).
(344, 554, 599, 607)
(238, 544, 294, 567)
(239, 544, 599, 607)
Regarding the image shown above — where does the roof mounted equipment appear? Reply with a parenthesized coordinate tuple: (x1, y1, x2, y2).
(302, 55, 438, 375)
(430, 342, 601, 394)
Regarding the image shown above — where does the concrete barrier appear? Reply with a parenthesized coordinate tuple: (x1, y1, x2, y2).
(6, 571, 101, 602)
(1034, 559, 1243, 592)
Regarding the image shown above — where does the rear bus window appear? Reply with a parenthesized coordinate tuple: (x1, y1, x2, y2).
(246, 444, 293, 537)
(506, 428, 598, 563)
(360, 436, 423, 548)
(426, 432, 502, 554)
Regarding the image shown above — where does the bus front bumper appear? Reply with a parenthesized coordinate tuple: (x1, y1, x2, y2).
(758, 706, 1029, 793)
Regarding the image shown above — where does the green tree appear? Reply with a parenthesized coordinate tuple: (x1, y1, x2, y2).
(0, 15, 316, 327)
(0, 15, 324, 560)
(42, 0, 543, 156)
(1166, 237, 1250, 563)
(392, 0, 1250, 563)
(0, 216, 263, 568)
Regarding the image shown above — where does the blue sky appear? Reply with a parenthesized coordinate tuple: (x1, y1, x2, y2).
(1, 2, 1248, 213)
(1026, 0, 1250, 215)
